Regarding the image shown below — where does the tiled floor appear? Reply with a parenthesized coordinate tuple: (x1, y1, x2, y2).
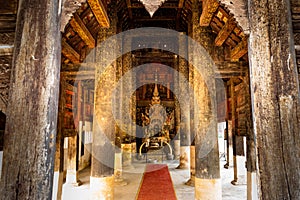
(62, 158, 247, 200)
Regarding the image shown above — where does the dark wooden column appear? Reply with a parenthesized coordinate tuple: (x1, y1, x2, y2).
(190, 0, 221, 198)
(176, 33, 191, 169)
(173, 56, 181, 161)
(230, 79, 238, 183)
(244, 72, 258, 200)
(121, 36, 134, 167)
(66, 81, 81, 185)
(230, 78, 246, 185)
(90, 3, 116, 199)
(225, 82, 233, 169)
(248, 0, 300, 199)
(0, 0, 61, 199)
(52, 76, 66, 200)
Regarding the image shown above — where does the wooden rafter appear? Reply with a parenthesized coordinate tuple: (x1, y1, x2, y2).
(87, 0, 110, 28)
(200, 0, 219, 26)
(231, 36, 248, 61)
(70, 13, 95, 48)
(215, 17, 236, 46)
(126, 0, 133, 20)
(176, 0, 185, 29)
(62, 39, 80, 64)
(125, 0, 133, 28)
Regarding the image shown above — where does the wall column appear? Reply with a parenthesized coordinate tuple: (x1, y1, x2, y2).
(0, 0, 61, 198)
(190, 0, 221, 199)
(90, 4, 117, 199)
(248, 0, 300, 199)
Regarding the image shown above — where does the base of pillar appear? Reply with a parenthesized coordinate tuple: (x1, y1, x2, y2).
(66, 180, 82, 187)
(231, 177, 246, 186)
(224, 163, 229, 169)
(90, 176, 114, 200)
(195, 177, 222, 200)
(123, 164, 135, 171)
(52, 171, 64, 200)
(247, 171, 258, 200)
(174, 140, 180, 159)
(185, 175, 195, 187)
(66, 171, 82, 186)
(231, 180, 238, 185)
(176, 146, 190, 169)
(114, 177, 128, 186)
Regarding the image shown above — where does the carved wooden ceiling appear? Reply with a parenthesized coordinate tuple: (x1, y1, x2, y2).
(1, 0, 300, 113)
(61, 0, 248, 70)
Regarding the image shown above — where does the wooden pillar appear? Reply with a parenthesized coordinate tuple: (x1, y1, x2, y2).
(121, 36, 136, 169)
(66, 82, 81, 185)
(173, 53, 181, 161)
(114, 40, 127, 186)
(90, 4, 117, 199)
(174, 99, 181, 160)
(52, 77, 66, 200)
(0, 0, 61, 198)
(248, 0, 300, 199)
(191, 0, 221, 198)
(186, 17, 195, 186)
(230, 79, 238, 184)
(244, 73, 258, 200)
(224, 82, 233, 169)
(66, 135, 79, 185)
(177, 33, 191, 169)
(230, 79, 246, 185)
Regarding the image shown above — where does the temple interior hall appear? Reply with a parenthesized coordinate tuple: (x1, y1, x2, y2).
(0, 0, 299, 200)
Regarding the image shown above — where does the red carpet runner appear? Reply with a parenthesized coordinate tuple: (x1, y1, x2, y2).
(136, 164, 177, 200)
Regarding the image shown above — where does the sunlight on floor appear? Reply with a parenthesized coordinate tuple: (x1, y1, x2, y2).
(62, 159, 246, 200)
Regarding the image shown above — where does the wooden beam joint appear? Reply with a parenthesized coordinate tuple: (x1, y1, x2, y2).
(215, 17, 236, 46)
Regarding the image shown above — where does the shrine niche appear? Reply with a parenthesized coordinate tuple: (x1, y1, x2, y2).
(135, 68, 176, 161)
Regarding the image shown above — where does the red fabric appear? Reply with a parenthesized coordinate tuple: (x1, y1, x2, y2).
(136, 164, 177, 200)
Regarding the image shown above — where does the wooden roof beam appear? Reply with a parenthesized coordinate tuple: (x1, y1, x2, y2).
(62, 39, 80, 64)
(215, 17, 236, 46)
(65, 75, 95, 80)
(176, 0, 185, 30)
(126, 0, 133, 20)
(70, 13, 95, 48)
(230, 36, 248, 61)
(87, 0, 110, 28)
(200, 0, 219, 26)
(215, 60, 248, 73)
(125, 0, 133, 28)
